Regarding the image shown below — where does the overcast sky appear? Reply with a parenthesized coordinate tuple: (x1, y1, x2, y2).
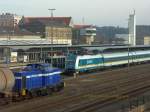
(0, 0, 149, 27)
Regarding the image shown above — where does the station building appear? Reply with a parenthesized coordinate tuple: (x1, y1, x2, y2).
(1, 40, 150, 69)
(45, 23, 72, 45)
(0, 16, 73, 67)
(19, 16, 72, 45)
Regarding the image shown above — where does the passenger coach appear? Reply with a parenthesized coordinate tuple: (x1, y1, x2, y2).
(65, 50, 150, 73)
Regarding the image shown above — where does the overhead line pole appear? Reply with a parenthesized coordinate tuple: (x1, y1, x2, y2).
(128, 18, 130, 72)
(48, 8, 56, 68)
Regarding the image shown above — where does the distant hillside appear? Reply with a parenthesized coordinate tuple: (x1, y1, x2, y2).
(96, 25, 150, 45)
(96, 26, 128, 44)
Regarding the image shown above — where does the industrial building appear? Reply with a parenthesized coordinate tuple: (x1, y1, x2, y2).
(128, 11, 136, 46)
(112, 11, 136, 45)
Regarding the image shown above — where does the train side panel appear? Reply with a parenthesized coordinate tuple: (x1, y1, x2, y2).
(103, 52, 133, 67)
(134, 51, 150, 62)
(44, 68, 62, 87)
(76, 55, 104, 72)
(14, 71, 43, 93)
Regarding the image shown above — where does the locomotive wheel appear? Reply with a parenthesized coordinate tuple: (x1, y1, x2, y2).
(0, 93, 4, 98)
(0, 98, 9, 105)
(41, 89, 47, 96)
(36, 90, 42, 96)
(26, 91, 34, 99)
(46, 88, 52, 95)
(56, 83, 64, 91)
(31, 92, 37, 98)
(60, 82, 65, 89)
(17, 97, 25, 102)
(53, 86, 59, 92)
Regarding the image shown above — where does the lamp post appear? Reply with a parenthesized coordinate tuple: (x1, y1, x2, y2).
(48, 8, 56, 68)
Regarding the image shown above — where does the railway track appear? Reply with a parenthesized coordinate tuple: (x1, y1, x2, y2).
(22, 67, 150, 111)
(61, 74, 150, 112)
(68, 86, 150, 112)
(1, 64, 150, 112)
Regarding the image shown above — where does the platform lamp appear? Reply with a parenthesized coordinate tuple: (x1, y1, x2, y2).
(48, 8, 56, 68)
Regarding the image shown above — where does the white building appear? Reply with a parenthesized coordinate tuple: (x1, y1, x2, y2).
(0, 13, 22, 28)
(128, 11, 136, 46)
(73, 25, 96, 45)
(80, 27, 96, 45)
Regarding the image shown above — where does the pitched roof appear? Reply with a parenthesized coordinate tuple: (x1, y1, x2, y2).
(22, 17, 72, 26)
(0, 26, 35, 36)
(74, 24, 93, 29)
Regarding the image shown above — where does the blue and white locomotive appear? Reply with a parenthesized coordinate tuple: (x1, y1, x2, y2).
(0, 63, 64, 99)
(65, 50, 150, 73)
(14, 63, 64, 96)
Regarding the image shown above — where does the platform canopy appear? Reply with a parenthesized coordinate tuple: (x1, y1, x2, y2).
(0, 40, 68, 46)
(0, 40, 150, 51)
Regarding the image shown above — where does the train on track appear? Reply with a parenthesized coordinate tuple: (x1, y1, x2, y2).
(65, 50, 150, 73)
(0, 63, 64, 103)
